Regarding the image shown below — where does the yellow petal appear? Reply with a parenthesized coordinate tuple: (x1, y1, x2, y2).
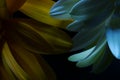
(6, 0, 26, 14)
(8, 42, 50, 80)
(6, 19, 72, 54)
(2, 42, 30, 80)
(0, 62, 16, 80)
(0, 0, 8, 19)
(19, 0, 72, 28)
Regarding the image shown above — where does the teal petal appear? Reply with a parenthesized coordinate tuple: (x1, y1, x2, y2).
(50, 0, 79, 20)
(68, 47, 95, 62)
(76, 37, 106, 68)
(67, 4, 114, 32)
(70, 24, 105, 51)
(70, 0, 114, 21)
(92, 46, 113, 74)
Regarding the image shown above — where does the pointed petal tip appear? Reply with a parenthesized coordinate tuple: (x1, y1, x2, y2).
(68, 55, 79, 62)
(50, 6, 64, 16)
(50, 11, 72, 20)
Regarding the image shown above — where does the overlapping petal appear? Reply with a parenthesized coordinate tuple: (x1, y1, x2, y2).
(67, 7, 114, 32)
(2, 42, 56, 80)
(50, 0, 79, 20)
(92, 47, 113, 73)
(0, 62, 16, 80)
(70, 0, 114, 20)
(2, 43, 30, 80)
(68, 47, 95, 62)
(70, 23, 105, 51)
(75, 39, 106, 67)
(20, 0, 72, 28)
(4, 19, 72, 54)
(0, 0, 73, 79)
(50, 0, 120, 73)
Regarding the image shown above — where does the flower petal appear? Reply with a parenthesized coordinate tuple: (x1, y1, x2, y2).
(67, 7, 114, 32)
(68, 47, 95, 62)
(50, 0, 79, 20)
(0, 62, 16, 80)
(92, 47, 113, 73)
(76, 39, 106, 67)
(6, 0, 26, 14)
(106, 28, 120, 59)
(20, 0, 72, 28)
(70, 0, 114, 21)
(9, 42, 56, 80)
(70, 24, 105, 51)
(2, 42, 29, 80)
(5, 19, 72, 54)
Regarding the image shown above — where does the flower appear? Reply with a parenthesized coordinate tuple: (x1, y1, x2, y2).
(50, 0, 120, 73)
(0, 0, 72, 79)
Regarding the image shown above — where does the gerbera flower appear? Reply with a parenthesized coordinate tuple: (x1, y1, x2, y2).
(0, 0, 72, 79)
(50, 0, 120, 73)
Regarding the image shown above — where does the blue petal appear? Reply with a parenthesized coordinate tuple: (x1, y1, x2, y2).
(50, 0, 79, 20)
(76, 38, 106, 67)
(70, 0, 114, 21)
(70, 24, 105, 51)
(106, 28, 120, 59)
(67, 20, 85, 32)
(67, 1, 115, 32)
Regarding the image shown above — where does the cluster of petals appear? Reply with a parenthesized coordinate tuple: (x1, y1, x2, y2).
(0, 0, 72, 79)
(50, 0, 120, 72)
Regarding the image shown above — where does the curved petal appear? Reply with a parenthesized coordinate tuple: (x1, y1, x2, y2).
(76, 39, 106, 67)
(0, 62, 16, 80)
(50, 0, 79, 20)
(20, 0, 72, 28)
(70, 0, 114, 21)
(92, 47, 113, 73)
(2, 42, 29, 80)
(9, 42, 56, 80)
(67, 7, 114, 32)
(67, 20, 85, 31)
(106, 28, 120, 59)
(68, 47, 95, 62)
(2, 42, 56, 80)
(70, 24, 105, 51)
(6, 0, 26, 14)
(5, 19, 72, 54)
